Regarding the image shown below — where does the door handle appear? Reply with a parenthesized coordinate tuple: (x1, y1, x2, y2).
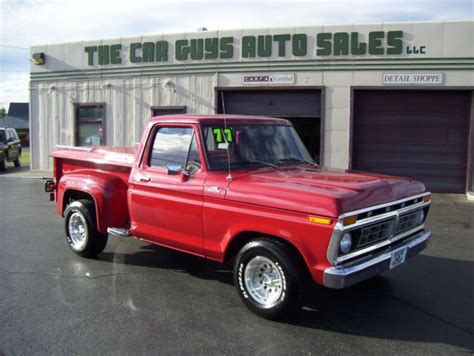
(137, 175, 151, 182)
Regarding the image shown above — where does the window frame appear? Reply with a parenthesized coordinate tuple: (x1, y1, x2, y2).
(74, 103, 106, 146)
(151, 106, 187, 117)
(142, 123, 207, 174)
(200, 122, 312, 171)
(148, 126, 194, 169)
(6, 129, 18, 142)
(11, 129, 19, 141)
(182, 130, 202, 173)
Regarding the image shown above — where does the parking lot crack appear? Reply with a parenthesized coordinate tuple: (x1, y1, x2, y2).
(0, 266, 144, 280)
(384, 292, 474, 337)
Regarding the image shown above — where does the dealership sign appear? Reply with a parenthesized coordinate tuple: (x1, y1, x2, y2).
(82, 31, 428, 66)
(243, 74, 295, 85)
(383, 73, 444, 85)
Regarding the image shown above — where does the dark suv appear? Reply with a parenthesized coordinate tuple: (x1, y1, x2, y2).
(0, 128, 22, 171)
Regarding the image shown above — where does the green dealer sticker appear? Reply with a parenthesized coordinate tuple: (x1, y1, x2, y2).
(213, 128, 233, 143)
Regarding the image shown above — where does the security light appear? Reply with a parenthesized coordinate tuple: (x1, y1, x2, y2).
(162, 80, 176, 93)
(31, 52, 45, 65)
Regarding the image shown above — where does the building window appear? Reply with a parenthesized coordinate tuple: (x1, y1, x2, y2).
(151, 106, 187, 117)
(75, 104, 105, 146)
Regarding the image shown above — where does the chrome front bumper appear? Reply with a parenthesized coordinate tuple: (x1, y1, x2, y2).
(323, 230, 431, 289)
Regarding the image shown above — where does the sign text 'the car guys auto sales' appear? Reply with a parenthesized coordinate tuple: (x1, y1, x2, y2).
(84, 30, 427, 66)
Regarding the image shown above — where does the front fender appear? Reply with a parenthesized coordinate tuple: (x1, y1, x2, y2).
(203, 198, 335, 284)
(58, 171, 129, 233)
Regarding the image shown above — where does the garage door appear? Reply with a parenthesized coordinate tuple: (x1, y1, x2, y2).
(217, 89, 322, 162)
(352, 90, 471, 193)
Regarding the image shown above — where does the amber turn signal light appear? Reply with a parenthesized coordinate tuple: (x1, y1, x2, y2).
(423, 195, 431, 203)
(342, 215, 358, 226)
(308, 216, 332, 225)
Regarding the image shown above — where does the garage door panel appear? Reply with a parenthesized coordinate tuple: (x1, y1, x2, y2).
(356, 166, 466, 193)
(356, 142, 465, 155)
(355, 90, 470, 112)
(221, 91, 321, 117)
(356, 115, 466, 126)
(356, 161, 466, 176)
(356, 162, 466, 177)
(356, 129, 458, 144)
(353, 90, 470, 193)
(358, 120, 466, 140)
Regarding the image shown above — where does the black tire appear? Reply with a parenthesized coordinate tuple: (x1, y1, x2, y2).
(234, 238, 304, 320)
(0, 155, 6, 171)
(14, 151, 21, 167)
(64, 199, 108, 257)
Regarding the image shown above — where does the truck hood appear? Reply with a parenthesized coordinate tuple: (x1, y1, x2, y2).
(225, 166, 426, 217)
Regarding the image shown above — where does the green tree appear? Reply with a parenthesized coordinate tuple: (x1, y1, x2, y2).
(0, 108, 6, 117)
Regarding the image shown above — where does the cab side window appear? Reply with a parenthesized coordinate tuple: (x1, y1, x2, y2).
(6, 129, 13, 142)
(149, 127, 201, 172)
(7, 129, 18, 141)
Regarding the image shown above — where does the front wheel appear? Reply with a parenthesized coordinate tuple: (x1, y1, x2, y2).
(234, 239, 304, 320)
(64, 199, 108, 257)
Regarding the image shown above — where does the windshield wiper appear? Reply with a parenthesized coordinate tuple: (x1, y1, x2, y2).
(245, 160, 279, 168)
(278, 157, 317, 166)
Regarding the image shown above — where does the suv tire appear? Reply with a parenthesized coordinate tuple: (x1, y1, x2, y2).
(14, 152, 21, 167)
(0, 155, 7, 171)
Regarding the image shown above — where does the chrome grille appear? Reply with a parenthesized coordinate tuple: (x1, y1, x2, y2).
(357, 219, 395, 248)
(396, 210, 422, 234)
(332, 192, 431, 265)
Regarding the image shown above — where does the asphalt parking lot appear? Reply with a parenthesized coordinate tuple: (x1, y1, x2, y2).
(0, 176, 473, 355)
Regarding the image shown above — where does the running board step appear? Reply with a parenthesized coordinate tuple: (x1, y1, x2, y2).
(107, 227, 131, 237)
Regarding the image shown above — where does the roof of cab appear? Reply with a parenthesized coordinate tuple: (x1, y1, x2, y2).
(148, 114, 290, 125)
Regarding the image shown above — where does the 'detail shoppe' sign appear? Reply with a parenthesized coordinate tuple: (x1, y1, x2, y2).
(84, 31, 427, 66)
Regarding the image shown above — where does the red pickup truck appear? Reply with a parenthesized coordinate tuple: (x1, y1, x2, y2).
(46, 115, 432, 319)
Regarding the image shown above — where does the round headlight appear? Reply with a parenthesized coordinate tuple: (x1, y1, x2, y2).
(340, 233, 352, 254)
(418, 210, 425, 225)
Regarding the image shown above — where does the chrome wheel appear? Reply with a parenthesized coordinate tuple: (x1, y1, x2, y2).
(68, 212, 88, 250)
(244, 256, 283, 307)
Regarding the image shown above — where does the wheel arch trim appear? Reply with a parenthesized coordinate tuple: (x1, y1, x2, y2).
(223, 230, 311, 275)
(58, 173, 129, 233)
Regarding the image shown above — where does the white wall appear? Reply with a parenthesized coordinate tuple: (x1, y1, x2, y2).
(30, 74, 216, 170)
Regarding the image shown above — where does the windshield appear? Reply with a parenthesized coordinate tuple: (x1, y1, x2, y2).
(0, 130, 5, 143)
(202, 124, 314, 171)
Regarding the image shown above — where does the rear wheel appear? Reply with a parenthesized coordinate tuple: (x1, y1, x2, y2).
(0, 155, 7, 171)
(234, 239, 304, 320)
(14, 151, 21, 167)
(64, 199, 108, 257)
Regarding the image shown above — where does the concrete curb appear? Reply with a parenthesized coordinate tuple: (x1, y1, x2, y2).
(0, 170, 53, 179)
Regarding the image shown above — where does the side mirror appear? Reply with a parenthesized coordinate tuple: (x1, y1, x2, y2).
(166, 164, 183, 175)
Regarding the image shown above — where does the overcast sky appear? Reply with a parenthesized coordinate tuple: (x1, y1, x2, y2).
(0, 0, 473, 109)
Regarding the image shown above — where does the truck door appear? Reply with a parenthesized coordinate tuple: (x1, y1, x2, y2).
(128, 124, 206, 255)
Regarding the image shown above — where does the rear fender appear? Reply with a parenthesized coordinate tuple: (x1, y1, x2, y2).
(58, 171, 129, 233)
